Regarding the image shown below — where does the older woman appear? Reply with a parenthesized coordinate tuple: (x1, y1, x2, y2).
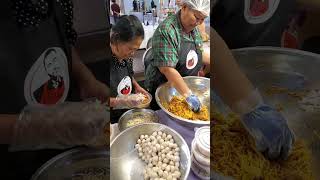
(108, 15, 149, 123)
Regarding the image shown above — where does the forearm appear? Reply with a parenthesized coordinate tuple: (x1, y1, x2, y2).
(211, 28, 255, 108)
(202, 48, 210, 66)
(71, 47, 96, 84)
(0, 114, 17, 144)
(202, 48, 210, 74)
(132, 78, 140, 89)
(159, 67, 191, 97)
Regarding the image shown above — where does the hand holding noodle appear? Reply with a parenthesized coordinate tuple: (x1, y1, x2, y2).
(232, 89, 295, 160)
(163, 96, 209, 121)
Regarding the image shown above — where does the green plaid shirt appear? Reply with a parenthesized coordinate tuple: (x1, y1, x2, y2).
(145, 11, 203, 91)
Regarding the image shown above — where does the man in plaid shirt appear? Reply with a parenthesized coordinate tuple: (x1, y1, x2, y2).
(144, 0, 210, 112)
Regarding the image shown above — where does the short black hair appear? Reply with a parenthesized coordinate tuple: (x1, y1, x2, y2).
(110, 15, 144, 44)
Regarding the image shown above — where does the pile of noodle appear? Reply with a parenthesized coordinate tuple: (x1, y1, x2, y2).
(265, 86, 308, 100)
(211, 110, 314, 180)
(162, 96, 209, 121)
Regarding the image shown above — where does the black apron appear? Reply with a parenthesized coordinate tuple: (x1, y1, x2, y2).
(145, 30, 203, 110)
(108, 57, 134, 123)
(211, 0, 296, 48)
(0, 0, 71, 179)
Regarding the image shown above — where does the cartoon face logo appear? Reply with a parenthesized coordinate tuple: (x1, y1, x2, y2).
(24, 47, 69, 105)
(117, 76, 132, 96)
(186, 50, 198, 70)
(44, 50, 63, 77)
(244, 0, 280, 24)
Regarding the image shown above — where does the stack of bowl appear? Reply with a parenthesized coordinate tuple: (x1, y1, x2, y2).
(190, 126, 210, 179)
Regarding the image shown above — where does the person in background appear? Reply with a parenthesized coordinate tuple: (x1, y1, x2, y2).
(144, 0, 210, 112)
(108, 15, 149, 123)
(111, 0, 121, 23)
(0, 0, 109, 179)
(151, 0, 157, 9)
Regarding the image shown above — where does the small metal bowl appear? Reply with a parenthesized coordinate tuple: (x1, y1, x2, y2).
(118, 109, 159, 132)
(136, 92, 152, 108)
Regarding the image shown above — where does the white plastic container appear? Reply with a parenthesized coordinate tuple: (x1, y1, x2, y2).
(191, 153, 210, 180)
(191, 126, 211, 179)
(191, 139, 210, 166)
(194, 126, 210, 157)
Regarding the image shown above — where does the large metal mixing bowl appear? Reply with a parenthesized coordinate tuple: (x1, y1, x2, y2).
(31, 147, 109, 180)
(214, 47, 320, 178)
(110, 123, 191, 180)
(155, 76, 210, 127)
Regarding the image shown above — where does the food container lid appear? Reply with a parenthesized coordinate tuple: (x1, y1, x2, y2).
(191, 154, 210, 180)
(191, 140, 210, 167)
(194, 126, 210, 157)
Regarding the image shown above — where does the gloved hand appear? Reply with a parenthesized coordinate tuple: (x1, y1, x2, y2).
(185, 91, 201, 113)
(114, 93, 145, 109)
(9, 101, 109, 152)
(242, 104, 295, 160)
(232, 89, 295, 160)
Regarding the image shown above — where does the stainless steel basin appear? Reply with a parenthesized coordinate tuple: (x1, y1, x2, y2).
(214, 47, 320, 178)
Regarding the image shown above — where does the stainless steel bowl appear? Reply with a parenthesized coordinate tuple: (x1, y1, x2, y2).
(155, 76, 210, 127)
(110, 123, 191, 180)
(214, 47, 320, 178)
(137, 92, 152, 108)
(118, 108, 159, 132)
(31, 148, 109, 180)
